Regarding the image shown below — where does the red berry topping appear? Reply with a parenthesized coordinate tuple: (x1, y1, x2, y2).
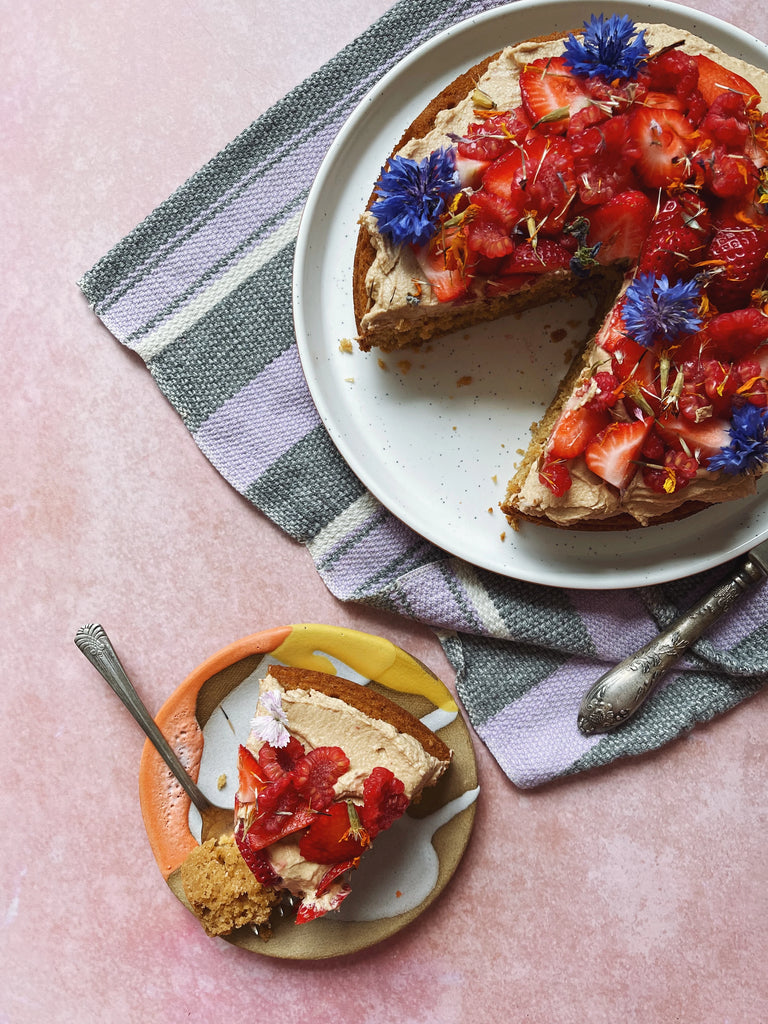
(298, 801, 369, 865)
(359, 767, 409, 839)
(549, 405, 611, 459)
(538, 454, 572, 496)
(588, 190, 654, 264)
(291, 746, 350, 811)
(258, 736, 305, 781)
(704, 227, 768, 311)
(519, 56, 591, 131)
(584, 417, 652, 490)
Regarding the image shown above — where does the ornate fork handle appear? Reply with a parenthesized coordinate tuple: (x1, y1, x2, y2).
(578, 555, 767, 735)
(74, 623, 212, 813)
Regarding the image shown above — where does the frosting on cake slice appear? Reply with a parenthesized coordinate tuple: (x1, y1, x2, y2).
(233, 665, 452, 923)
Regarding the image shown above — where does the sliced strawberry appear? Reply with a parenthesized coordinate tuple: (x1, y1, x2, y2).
(236, 743, 269, 804)
(694, 54, 760, 110)
(233, 834, 282, 887)
(471, 189, 524, 230)
(548, 405, 611, 459)
(482, 135, 576, 231)
(587, 190, 654, 264)
(656, 412, 731, 459)
(295, 884, 351, 924)
(298, 801, 369, 864)
(584, 417, 652, 489)
(236, 775, 319, 854)
(636, 197, 710, 279)
(519, 56, 591, 131)
(359, 768, 409, 838)
(594, 300, 631, 354)
(629, 107, 697, 189)
(291, 746, 350, 811)
(413, 229, 470, 303)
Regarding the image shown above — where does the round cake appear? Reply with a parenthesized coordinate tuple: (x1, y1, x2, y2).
(353, 16, 768, 530)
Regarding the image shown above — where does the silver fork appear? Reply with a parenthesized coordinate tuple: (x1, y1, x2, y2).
(74, 622, 296, 933)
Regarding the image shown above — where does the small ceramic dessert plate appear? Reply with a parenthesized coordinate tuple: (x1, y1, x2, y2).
(139, 623, 479, 959)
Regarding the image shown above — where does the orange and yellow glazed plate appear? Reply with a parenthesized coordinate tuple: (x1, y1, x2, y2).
(138, 623, 479, 959)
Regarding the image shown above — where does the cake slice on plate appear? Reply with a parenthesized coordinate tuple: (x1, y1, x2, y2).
(233, 665, 452, 924)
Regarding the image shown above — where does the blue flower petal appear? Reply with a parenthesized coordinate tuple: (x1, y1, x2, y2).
(623, 274, 702, 349)
(708, 404, 768, 475)
(371, 148, 460, 247)
(563, 14, 649, 81)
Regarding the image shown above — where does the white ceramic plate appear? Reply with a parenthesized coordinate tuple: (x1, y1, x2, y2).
(293, 0, 768, 589)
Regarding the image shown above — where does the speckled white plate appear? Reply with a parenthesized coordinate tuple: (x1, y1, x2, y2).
(293, 0, 768, 589)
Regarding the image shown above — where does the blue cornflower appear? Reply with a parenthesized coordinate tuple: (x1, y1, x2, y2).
(622, 274, 702, 349)
(371, 148, 460, 247)
(707, 404, 768, 475)
(563, 14, 649, 81)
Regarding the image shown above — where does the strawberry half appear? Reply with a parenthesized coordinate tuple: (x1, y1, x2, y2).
(413, 228, 470, 303)
(704, 226, 768, 311)
(519, 56, 591, 131)
(584, 417, 652, 489)
(298, 801, 369, 865)
(587, 190, 654, 264)
(694, 54, 760, 110)
(656, 413, 731, 460)
(629, 107, 697, 189)
(548, 405, 611, 459)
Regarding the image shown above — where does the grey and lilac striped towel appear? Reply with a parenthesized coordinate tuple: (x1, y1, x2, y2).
(79, 0, 768, 787)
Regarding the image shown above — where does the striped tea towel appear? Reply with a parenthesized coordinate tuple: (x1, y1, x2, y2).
(78, 0, 768, 787)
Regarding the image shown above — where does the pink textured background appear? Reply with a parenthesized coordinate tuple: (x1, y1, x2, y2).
(3, 1, 768, 1021)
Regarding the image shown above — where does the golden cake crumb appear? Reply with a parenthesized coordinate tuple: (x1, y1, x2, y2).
(216, 774, 227, 790)
(339, 338, 354, 353)
(180, 835, 279, 939)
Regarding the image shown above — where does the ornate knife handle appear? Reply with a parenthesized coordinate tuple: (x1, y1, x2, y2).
(578, 555, 767, 736)
(74, 622, 211, 812)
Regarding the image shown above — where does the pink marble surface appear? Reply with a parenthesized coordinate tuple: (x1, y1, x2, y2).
(3, 0, 768, 1020)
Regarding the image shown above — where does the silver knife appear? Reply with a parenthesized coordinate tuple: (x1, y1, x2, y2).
(577, 536, 768, 735)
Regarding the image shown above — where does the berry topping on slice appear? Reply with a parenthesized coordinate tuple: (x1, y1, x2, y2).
(538, 453, 572, 496)
(298, 801, 371, 865)
(704, 226, 768, 311)
(359, 767, 409, 839)
(519, 56, 592, 131)
(693, 54, 760, 110)
(413, 224, 471, 303)
(587, 190, 654, 263)
(629, 107, 697, 189)
(291, 746, 350, 810)
(584, 417, 652, 489)
(548, 405, 611, 459)
(258, 736, 305, 781)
